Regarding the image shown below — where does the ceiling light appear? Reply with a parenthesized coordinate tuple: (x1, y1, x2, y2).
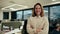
(52, 0, 56, 1)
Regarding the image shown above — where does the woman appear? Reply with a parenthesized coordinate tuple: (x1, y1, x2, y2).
(27, 3, 49, 34)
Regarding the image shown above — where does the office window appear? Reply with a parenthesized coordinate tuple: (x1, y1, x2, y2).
(24, 10, 32, 20)
(50, 6, 60, 20)
(43, 7, 48, 17)
(16, 11, 22, 20)
(11, 12, 17, 19)
(3, 12, 9, 19)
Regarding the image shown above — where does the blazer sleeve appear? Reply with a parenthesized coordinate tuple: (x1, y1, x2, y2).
(27, 18, 35, 34)
(41, 17, 49, 34)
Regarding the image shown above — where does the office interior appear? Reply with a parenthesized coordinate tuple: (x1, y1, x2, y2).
(0, 0, 60, 34)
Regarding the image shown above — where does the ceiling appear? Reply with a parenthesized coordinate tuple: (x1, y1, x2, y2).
(0, 0, 60, 11)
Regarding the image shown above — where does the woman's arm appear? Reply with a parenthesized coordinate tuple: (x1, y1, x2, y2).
(36, 17, 49, 34)
(27, 17, 49, 34)
(27, 18, 35, 34)
(41, 17, 49, 34)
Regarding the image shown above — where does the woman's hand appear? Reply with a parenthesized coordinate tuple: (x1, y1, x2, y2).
(36, 28, 42, 32)
(34, 32, 38, 34)
(30, 25, 34, 29)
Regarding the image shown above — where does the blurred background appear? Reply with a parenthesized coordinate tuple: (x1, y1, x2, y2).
(0, 0, 60, 34)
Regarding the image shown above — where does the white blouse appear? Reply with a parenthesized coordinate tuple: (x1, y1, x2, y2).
(27, 16, 49, 34)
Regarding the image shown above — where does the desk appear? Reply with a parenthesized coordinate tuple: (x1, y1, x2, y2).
(1, 21, 22, 31)
(5, 26, 23, 34)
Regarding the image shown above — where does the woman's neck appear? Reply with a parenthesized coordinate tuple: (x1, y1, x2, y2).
(36, 15, 40, 17)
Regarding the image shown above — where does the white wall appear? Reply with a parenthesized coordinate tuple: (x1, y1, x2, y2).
(0, 10, 3, 20)
(9, 11, 11, 20)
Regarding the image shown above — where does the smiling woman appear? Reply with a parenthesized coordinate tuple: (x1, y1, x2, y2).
(27, 3, 49, 34)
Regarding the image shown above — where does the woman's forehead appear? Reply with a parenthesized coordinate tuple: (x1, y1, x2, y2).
(35, 5, 41, 8)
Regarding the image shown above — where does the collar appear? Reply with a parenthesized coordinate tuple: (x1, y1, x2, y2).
(35, 16, 41, 18)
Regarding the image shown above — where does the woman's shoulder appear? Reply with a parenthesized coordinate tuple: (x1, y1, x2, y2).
(43, 16, 48, 20)
(28, 16, 34, 20)
(43, 16, 49, 23)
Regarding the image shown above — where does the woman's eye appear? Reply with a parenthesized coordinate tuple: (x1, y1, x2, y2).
(35, 8, 37, 9)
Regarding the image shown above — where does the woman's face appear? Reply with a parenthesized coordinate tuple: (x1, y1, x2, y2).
(35, 5, 41, 16)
